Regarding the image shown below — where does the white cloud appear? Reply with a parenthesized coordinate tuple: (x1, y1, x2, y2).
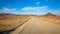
(21, 7, 34, 10)
(21, 6, 48, 11)
(36, 2, 40, 5)
(21, 6, 49, 15)
(0, 6, 59, 15)
(0, 7, 17, 13)
(0, 6, 49, 15)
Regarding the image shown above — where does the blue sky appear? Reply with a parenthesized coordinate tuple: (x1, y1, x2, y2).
(0, 0, 60, 15)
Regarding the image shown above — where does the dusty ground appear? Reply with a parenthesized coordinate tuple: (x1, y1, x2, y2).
(0, 14, 30, 31)
(38, 16, 60, 25)
(9, 16, 60, 34)
(0, 14, 60, 34)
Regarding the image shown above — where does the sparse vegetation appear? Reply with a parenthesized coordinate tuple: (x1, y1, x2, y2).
(0, 14, 30, 31)
(0, 13, 60, 32)
(37, 13, 60, 25)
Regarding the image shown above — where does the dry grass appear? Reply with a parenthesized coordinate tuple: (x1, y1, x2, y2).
(37, 16, 60, 25)
(0, 14, 30, 31)
(0, 13, 60, 31)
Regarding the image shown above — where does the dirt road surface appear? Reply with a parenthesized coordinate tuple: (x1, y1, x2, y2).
(9, 17, 60, 34)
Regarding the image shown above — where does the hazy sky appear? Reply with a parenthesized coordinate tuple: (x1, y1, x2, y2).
(0, 0, 60, 15)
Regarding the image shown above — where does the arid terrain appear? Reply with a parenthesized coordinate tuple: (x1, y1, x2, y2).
(0, 14, 30, 31)
(39, 13, 60, 25)
(0, 13, 60, 34)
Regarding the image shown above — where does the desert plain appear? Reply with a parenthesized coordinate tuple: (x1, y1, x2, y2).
(0, 13, 60, 34)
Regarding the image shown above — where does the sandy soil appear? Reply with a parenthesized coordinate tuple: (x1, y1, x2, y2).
(0, 14, 30, 31)
(9, 17, 60, 34)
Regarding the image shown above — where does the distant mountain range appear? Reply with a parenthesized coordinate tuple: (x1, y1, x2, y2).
(0, 13, 60, 16)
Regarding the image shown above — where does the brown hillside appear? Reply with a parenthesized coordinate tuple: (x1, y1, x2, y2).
(43, 12, 60, 20)
(39, 13, 60, 25)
